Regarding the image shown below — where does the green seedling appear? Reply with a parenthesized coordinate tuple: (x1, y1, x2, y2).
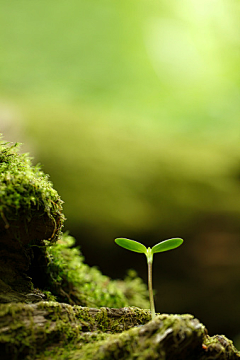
(115, 237, 183, 320)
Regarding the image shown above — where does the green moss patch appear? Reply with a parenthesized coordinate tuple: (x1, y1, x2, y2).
(45, 234, 149, 309)
(0, 139, 64, 241)
(0, 302, 151, 360)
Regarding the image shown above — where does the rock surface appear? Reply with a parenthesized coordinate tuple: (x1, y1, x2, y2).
(0, 302, 239, 360)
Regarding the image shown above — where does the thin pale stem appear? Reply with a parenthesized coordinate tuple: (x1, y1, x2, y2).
(148, 261, 156, 320)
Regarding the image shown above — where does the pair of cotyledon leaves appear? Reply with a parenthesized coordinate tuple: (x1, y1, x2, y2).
(115, 237, 183, 258)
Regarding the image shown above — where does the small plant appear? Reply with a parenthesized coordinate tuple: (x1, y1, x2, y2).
(115, 237, 183, 320)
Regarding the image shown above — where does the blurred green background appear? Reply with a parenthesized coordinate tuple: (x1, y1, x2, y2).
(1, 0, 240, 346)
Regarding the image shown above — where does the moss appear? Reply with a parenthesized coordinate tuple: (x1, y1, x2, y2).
(0, 302, 80, 358)
(39, 314, 206, 360)
(0, 139, 64, 241)
(0, 138, 65, 298)
(41, 291, 57, 302)
(0, 300, 148, 359)
(118, 269, 150, 309)
(1, 302, 240, 360)
(45, 234, 149, 309)
(63, 314, 240, 360)
(203, 334, 240, 359)
(0, 302, 150, 360)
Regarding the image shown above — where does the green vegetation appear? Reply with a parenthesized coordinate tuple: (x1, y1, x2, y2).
(0, 138, 64, 240)
(45, 234, 149, 309)
(0, 301, 151, 359)
(115, 237, 183, 319)
(0, 302, 239, 360)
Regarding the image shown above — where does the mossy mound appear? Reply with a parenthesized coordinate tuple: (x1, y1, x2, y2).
(0, 140, 64, 300)
(0, 140, 64, 236)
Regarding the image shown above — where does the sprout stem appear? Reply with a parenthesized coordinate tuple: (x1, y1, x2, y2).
(148, 260, 156, 320)
(115, 237, 183, 319)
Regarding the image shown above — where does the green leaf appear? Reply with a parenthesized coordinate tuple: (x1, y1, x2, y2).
(115, 238, 147, 254)
(152, 238, 183, 254)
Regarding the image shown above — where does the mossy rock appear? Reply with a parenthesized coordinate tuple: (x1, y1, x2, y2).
(0, 302, 239, 360)
(0, 140, 64, 301)
(0, 140, 149, 309)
